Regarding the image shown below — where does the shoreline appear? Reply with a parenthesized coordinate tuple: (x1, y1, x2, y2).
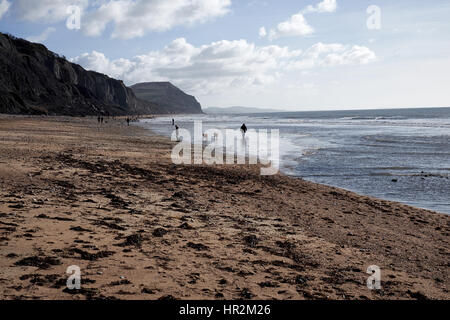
(136, 115, 449, 216)
(0, 115, 448, 300)
(297, 179, 448, 216)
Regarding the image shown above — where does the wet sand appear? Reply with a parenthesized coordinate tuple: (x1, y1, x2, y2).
(0, 116, 448, 300)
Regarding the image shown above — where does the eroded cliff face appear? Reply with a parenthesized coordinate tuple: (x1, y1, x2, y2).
(0, 33, 158, 116)
(131, 82, 203, 114)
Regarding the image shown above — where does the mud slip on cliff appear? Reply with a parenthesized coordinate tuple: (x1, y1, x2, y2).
(0, 33, 205, 116)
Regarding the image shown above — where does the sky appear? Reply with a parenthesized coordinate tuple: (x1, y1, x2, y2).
(0, 0, 449, 111)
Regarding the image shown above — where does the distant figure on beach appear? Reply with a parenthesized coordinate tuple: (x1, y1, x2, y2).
(127, 117, 130, 126)
(172, 119, 175, 126)
(240, 123, 248, 138)
(97, 116, 101, 123)
(175, 125, 180, 141)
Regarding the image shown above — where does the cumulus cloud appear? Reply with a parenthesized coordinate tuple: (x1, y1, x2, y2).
(71, 50, 135, 78)
(10, 0, 231, 39)
(82, 0, 231, 39)
(290, 42, 376, 69)
(72, 38, 302, 95)
(267, 13, 314, 40)
(0, 0, 11, 20)
(261, 0, 338, 40)
(303, 0, 337, 14)
(259, 26, 267, 38)
(12, 0, 88, 23)
(26, 27, 56, 43)
(71, 38, 375, 96)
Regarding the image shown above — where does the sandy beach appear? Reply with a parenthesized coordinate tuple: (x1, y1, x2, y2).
(0, 116, 448, 300)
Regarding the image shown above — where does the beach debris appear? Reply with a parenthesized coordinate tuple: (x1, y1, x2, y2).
(104, 193, 129, 209)
(70, 226, 92, 232)
(20, 274, 63, 288)
(258, 281, 279, 288)
(68, 248, 115, 261)
(188, 273, 201, 284)
(186, 242, 209, 251)
(239, 288, 255, 299)
(119, 234, 145, 247)
(141, 287, 157, 294)
(407, 290, 429, 300)
(8, 203, 24, 209)
(32, 198, 44, 205)
(36, 214, 74, 221)
(294, 275, 308, 285)
(109, 279, 131, 286)
(62, 287, 100, 299)
(158, 295, 177, 300)
(172, 191, 190, 199)
(321, 217, 335, 224)
(94, 219, 126, 231)
(15, 256, 62, 269)
(243, 235, 259, 248)
(178, 222, 194, 230)
(152, 228, 168, 237)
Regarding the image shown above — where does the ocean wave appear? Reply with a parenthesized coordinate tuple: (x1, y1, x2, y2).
(301, 148, 321, 156)
(339, 116, 407, 120)
(369, 172, 449, 178)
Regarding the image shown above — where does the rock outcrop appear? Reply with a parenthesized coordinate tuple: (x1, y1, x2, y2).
(0, 32, 159, 116)
(131, 82, 203, 114)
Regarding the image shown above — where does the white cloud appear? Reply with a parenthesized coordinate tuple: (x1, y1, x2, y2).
(10, 0, 231, 39)
(267, 13, 314, 40)
(0, 0, 11, 20)
(71, 38, 375, 96)
(290, 42, 376, 69)
(71, 50, 135, 78)
(303, 0, 337, 14)
(259, 26, 267, 38)
(12, 0, 88, 23)
(82, 0, 231, 39)
(72, 38, 302, 95)
(261, 0, 338, 40)
(26, 27, 56, 43)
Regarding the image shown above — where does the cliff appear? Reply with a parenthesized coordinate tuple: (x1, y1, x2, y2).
(131, 82, 203, 114)
(0, 32, 159, 116)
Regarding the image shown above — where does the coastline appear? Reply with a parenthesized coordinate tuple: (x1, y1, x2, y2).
(0, 115, 448, 300)
(139, 111, 450, 215)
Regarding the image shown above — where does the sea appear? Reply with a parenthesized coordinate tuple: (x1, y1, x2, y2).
(137, 107, 450, 214)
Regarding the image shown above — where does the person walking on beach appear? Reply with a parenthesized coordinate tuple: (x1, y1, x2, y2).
(97, 116, 101, 124)
(175, 124, 180, 142)
(127, 117, 130, 126)
(172, 118, 175, 126)
(240, 123, 248, 139)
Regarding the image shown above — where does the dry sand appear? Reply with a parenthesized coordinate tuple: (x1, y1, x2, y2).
(0, 116, 448, 300)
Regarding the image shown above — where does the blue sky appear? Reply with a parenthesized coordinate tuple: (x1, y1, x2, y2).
(1, 0, 449, 110)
